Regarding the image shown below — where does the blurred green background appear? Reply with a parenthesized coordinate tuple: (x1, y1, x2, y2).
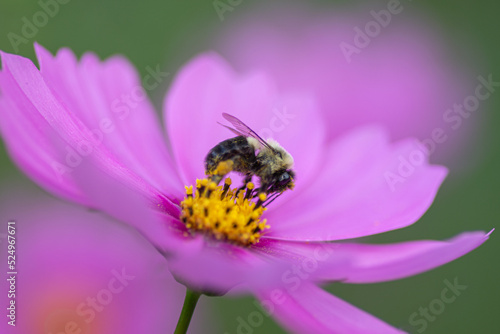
(0, 0, 498, 333)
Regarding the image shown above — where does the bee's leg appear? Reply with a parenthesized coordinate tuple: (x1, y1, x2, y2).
(256, 181, 271, 196)
(255, 181, 281, 206)
(235, 174, 254, 197)
(237, 174, 253, 193)
(263, 192, 283, 207)
(209, 174, 223, 185)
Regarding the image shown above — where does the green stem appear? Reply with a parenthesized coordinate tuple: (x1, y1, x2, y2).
(174, 288, 202, 334)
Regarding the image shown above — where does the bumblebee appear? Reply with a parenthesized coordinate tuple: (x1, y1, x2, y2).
(205, 113, 295, 202)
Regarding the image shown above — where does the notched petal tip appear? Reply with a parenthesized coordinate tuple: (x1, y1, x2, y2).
(33, 41, 50, 56)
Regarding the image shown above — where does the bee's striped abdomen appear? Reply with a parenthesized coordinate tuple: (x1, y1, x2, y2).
(204, 136, 257, 178)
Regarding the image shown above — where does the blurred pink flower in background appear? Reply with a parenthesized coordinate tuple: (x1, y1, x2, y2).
(0, 188, 209, 334)
(0, 44, 491, 333)
(216, 5, 476, 164)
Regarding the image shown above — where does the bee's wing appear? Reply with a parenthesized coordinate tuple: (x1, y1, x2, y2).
(221, 113, 276, 152)
(217, 122, 244, 136)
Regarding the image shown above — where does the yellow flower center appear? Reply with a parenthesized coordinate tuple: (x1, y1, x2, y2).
(180, 178, 270, 246)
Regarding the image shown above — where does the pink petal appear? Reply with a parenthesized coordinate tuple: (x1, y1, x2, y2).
(164, 53, 325, 191)
(265, 126, 447, 241)
(256, 282, 406, 334)
(0, 190, 195, 334)
(260, 231, 491, 284)
(0, 60, 85, 204)
(166, 235, 293, 295)
(0, 49, 176, 208)
(218, 7, 472, 161)
(330, 231, 492, 283)
(68, 156, 185, 252)
(34, 44, 183, 198)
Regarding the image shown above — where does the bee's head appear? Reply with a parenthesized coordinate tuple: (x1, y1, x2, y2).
(270, 169, 295, 193)
(260, 139, 295, 194)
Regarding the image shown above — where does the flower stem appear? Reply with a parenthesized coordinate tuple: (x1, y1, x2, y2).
(174, 288, 201, 334)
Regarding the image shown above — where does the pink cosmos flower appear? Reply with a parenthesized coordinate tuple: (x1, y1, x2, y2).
(0, 45, 491, 333)
(216, 6, 475, 162)
(0, 187, 209, 334)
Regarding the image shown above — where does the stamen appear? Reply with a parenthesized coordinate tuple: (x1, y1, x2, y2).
(206, 181, 217, 198)
(180, 178, 270, 246)
(197, 179, 208, 197)
(255, 192, 267, 209)
(221, 178, 231, 200)
(185, 185, 193, 198)
(245, 182, 254, 200)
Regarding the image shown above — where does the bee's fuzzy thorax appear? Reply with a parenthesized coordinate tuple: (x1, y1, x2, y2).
(265, 139, 294, 169)
(246, 137, 261, 151)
